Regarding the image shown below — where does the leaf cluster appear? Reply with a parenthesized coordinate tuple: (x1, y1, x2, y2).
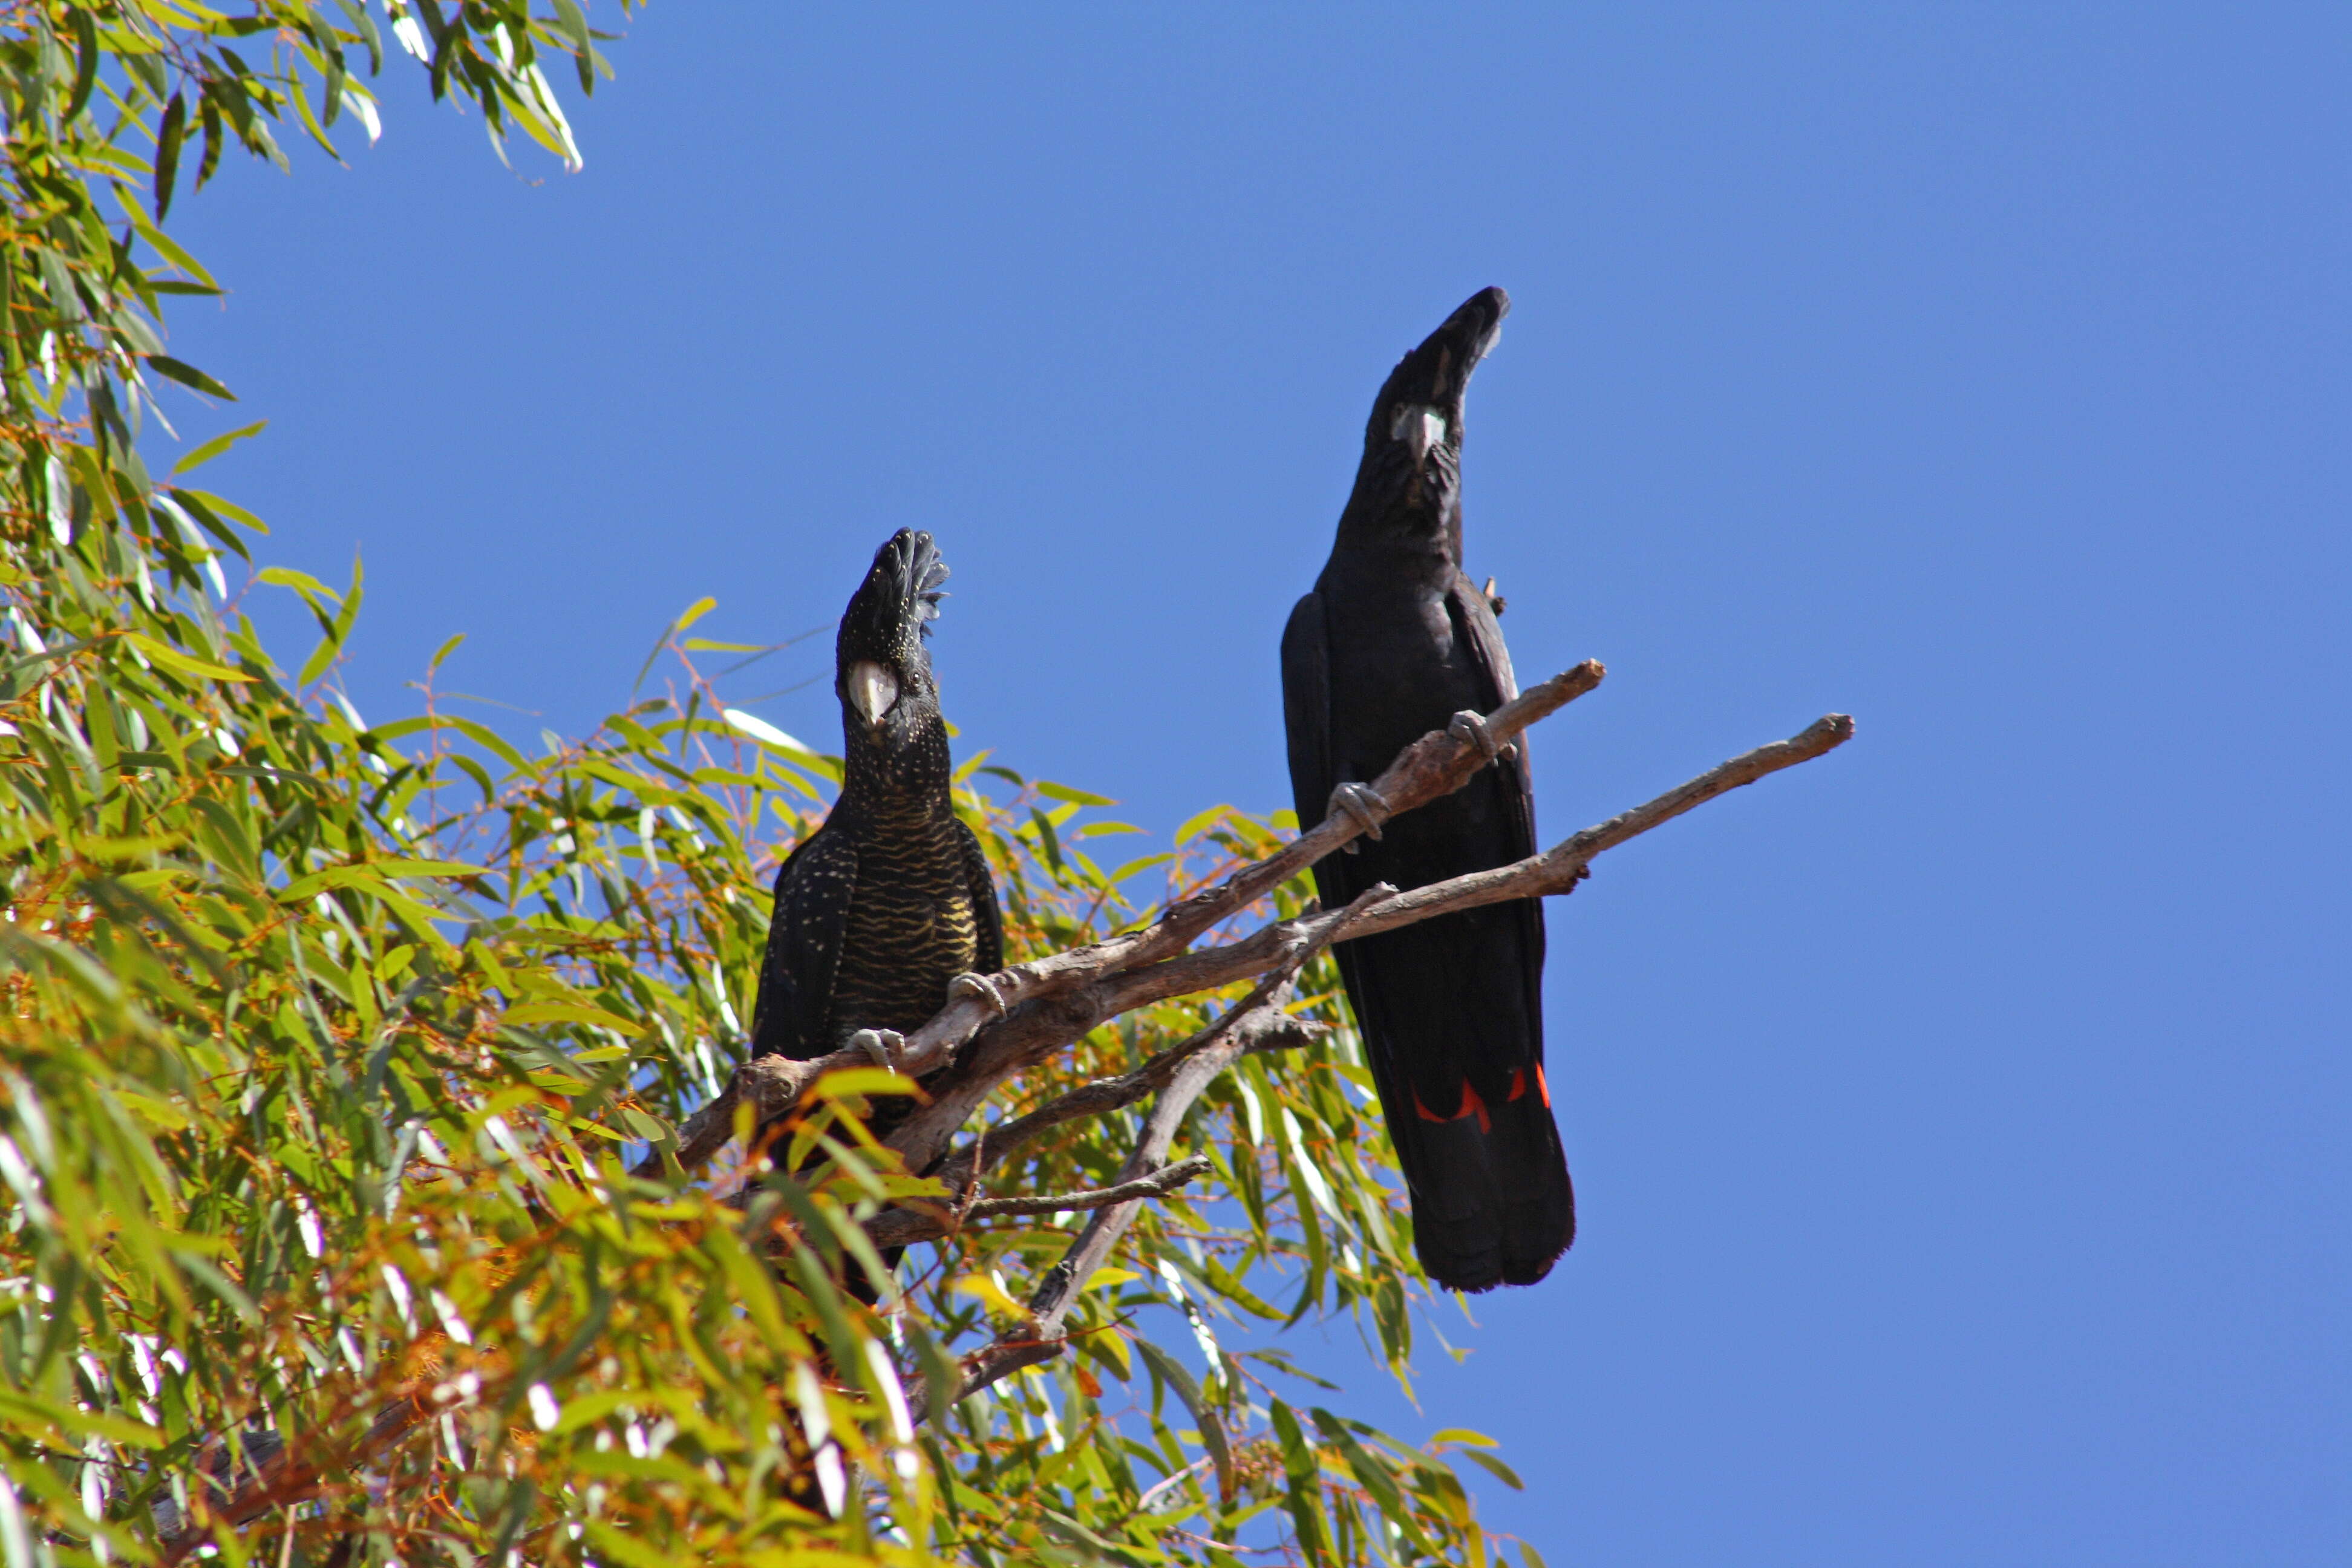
(0, 7, 1546, 1567)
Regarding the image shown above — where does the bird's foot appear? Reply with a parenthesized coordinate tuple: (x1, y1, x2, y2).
(949, 971, 1010, 1018)
(1328, 782, 1391, 853)
(848, 1028, 906, 1072)
(1449, 710, 1518, 766)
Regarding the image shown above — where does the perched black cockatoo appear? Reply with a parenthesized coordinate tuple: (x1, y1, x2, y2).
(1279, 287, 1573, 1293)
(749, 529, 1003, 1160)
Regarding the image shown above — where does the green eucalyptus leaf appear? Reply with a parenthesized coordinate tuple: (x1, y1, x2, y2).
(0, 10, 1534, 1561)
(153, 92, 187, 219)
(144, 354, 235, 400)
(170, 419, 267, 477)
(1134, 1337, 1233, 1503)
(62, 9, 99, 125)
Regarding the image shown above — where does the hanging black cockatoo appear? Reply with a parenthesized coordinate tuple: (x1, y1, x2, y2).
(748, 529, 1003, 1163)
(1279, 287, 1574, 1292)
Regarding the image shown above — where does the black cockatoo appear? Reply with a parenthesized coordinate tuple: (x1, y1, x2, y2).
(749, 529, 1003, 1161)
(1279, 287, 1574, 1293)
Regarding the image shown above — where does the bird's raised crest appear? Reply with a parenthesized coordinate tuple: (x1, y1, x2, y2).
(843, 529, 952, 653)
(904, 532, 950, 635)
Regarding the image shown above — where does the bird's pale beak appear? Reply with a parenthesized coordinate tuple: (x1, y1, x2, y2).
(846, 660, 900, 727)
(1390, 402, 1449, 466)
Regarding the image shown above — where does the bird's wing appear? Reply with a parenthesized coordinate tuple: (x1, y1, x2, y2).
(1336, 574, 1558, 1290)
(1445, 566, 1547, 1080)
(1447, 572, 1537, 860)
(1284, 582, 1394, 985)
(748, 824, 859, 1062)
(1280, 589, 1336, 841)
(954, 818, 1005, 976)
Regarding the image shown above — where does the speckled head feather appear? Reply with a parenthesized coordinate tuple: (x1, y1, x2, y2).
(838, 529, 950, 667)
(834, 529, 956, 777)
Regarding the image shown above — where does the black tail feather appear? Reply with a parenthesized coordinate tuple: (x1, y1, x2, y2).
(1386, 1086, 1573, 1292)
(1338, 899, 1573, 1293)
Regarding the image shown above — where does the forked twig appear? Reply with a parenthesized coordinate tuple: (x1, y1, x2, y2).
(864, 1154, 1215, 1250)
(911, 884, 1390, 1422)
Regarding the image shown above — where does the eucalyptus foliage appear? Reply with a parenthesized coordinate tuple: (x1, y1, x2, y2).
(0, 6, 1540, 1565)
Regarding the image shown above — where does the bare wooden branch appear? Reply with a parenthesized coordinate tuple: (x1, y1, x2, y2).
(884, 713, 1852, 1175)
(909, 883, 1387, 1423)
(912, 998, 1293, 1423)
(649, 702, 1854, 1317)
(645, 664, 1602, 1175)
(921, 987, 1327, 1199)
(1341, 712, 1857, 939)
(903, 716, 1852, 1420)
(967, 1152, 1214, 1220)
(1091, 661, 1604, 972)
(174, 695, 1852, 1555)
(864, 1155, 1214, 1250)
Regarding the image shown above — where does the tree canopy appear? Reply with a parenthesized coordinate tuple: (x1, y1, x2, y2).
(0, 7, 1569, 1566)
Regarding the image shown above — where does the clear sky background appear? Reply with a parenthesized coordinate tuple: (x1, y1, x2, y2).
(153, 6, 2346, 1562)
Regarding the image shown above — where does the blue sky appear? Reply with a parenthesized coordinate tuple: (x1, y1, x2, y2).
(156, 6, 2346, 1561)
